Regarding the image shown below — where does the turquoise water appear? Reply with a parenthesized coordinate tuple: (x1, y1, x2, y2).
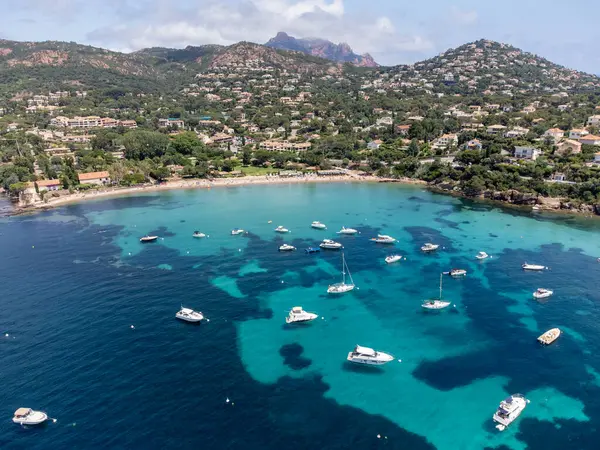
(1, 183, 600, 449)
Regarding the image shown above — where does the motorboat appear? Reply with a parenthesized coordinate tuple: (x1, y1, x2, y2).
(492, 394, 529, 431)
(12, 408, 48, 426)
(320, 239, 343, 249)
(311, 221, 327, 230)
(274, 226, 290, 233)
(538, 328, 561, 345)
(448, 269, 467, 277)
(422, 274, 451, 310)
(522, 262, 546, 271)
(385, 255, 402, 264)
(175, 306, 204, 323)
(231, 228, 245, 235)
(347, 345, 394, 365)
(327, 253, 355, 294)
(305, 247, 321, 254)
(192, 231, 206, 238)
(370, 234, 396, 244)
(140, 235, 158, 243)
(279, 244, 296, 252)
(533, 288, 553, 299)
(476, 251, 489, 260)
(285, 306, 318, 324)
(421, 243, 439, 252)
(337, 227, 358, 235)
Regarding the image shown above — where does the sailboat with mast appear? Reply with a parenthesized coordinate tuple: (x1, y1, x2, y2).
(327, 252, 355, 294)
(422, 273, 451, 310)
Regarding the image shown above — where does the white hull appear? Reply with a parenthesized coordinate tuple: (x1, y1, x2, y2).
(421, 245, 439, 252)
(320, 244, 343, 249)
(522, 264, 545, 271)
(493, 395, 528, 431)
(476, 252, 489, 260)
(231, 230, 245, 235)
(193, 233, 206, 238)
(422, 300, 451, 310)
(538, 328, 561, 345)
(311, 223, 327, 229)
(347, 351, 393, 365)
(450, 270, 467, 277)
(385, 255, 402, 264)
(337, 228, 358, 235)
(176, 307, 204, 323)
(279, 245, 296, 252)
(286, 313, 318, 324)
(12, 410, 48, 425)
(327, 284, 355, 294)
(533, 289, 553, 299)
(275, 227, 289, 233)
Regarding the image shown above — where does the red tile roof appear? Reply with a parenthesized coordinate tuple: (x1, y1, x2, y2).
(78, 171, 110, 181)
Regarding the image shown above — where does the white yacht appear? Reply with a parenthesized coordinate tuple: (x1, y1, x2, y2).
(449, 269, 467, 277)
(533, 288, 553, 299)
(12, 408, 48, 426)
(140, 235, 158, 243)
(192, 231, 206, 238)
(385, 255, 402, 264)
(492, 394, 529, 431)
(522, 262, 546, 271)
(370, 234, 396, 244)
(274, 226, 290, 233)
(231, 228, 245, 236)
(421, 243, 439, 252)
(320, 239, 343, 249)
(279, 244, 296, 252)
(347, 345, 394, 365)
(422, 274, 451, 310)
(285, 306, 318, 324)
(337, 227, 358, 235)
(311, 221, 327, 230)
(327, 253, 355, 294)
(476, 251, 489, 260)
(176, 306, 204, 323)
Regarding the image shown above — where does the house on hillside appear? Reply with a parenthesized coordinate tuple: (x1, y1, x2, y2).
(587, 115, 600, 127)
(504, 127, 529, 138)
(158, 118, 185, 129)
(569, 128, 589, 140)
(514, 146, 542, 160)
(486, 124, 507, 135)
(556, 139, 582, 155)
(543, 128, 564, 143)
(465, 139, 483, 150)
(367, 140, 383, 150)
(433, 134, 458, 150)
(580, 135, 600, 146)
(36, 179, 61, 191)
(594, 152, 600, 164)
(78, 171, 111, 186)
(396, 124, 411, 136)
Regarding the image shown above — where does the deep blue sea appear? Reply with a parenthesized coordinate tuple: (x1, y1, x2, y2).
(1, 183, 600, 449)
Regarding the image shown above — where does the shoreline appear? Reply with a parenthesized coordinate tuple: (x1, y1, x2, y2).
(11, 174, 426, 214)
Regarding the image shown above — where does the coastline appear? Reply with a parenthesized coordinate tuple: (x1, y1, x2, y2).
(12, 174, 426, 214)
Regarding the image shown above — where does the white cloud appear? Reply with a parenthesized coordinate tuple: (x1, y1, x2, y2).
(86, 0, 433, 63)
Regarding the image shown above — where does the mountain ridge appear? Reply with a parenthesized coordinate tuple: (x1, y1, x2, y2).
(265, 31, 378, 68)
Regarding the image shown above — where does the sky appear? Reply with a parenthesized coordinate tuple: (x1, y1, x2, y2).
(1, 0, 599, 73)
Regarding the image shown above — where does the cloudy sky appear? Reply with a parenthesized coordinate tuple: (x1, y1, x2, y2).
(2, 0, 599, 73)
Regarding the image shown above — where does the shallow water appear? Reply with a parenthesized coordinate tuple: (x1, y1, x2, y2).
(1, 183, 600, 449)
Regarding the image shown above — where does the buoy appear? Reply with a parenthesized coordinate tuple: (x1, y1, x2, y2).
(454, 304, 456, 307)
(397, 359, 402, 363)
(238, 249, 241, 252)
(206, 319, 210, 322)
(130, 325, 135, 329)
(377, 434, 381, 439)
(281, 280, 284, 284)
(5, 333, 8, 337)
(187, 251, 190, 254)
(52, 418, 57, 423)
(32, 245, 35, 249)
(226, 397, 230, 403)
(128, 252, 131, 256)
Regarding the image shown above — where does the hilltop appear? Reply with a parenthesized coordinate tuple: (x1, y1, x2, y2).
(265, 32, 378, 67)
(388, 39, 599, 94)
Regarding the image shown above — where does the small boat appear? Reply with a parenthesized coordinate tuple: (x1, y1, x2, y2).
(475, 251, 489, 260)
(274, 226, 289, 233)
(370, 234, 396, 244)
(175, 306, 204, 323)
(320, 239, 343, 249)
(311, 221, 327, 230)
(492, 394, 529, 431)
(285, 306, 318, 324)
(448, 269, 467, 277)
(305, 247, 321, 254)
(12, 408, 48, 426)
(522, 262, 546, 271)
(327, 252, 355, 294)
(533, 288, 553, 299)
(347, 345, 394, 365)
(421, 243, 439, 252)
(385, 255, 402, 264)
(192, 231, 206, 238)
(422, 274, 451, 310)
(279, 244, 296, 252)
(538, 328, 561, 345)
(231, 228, 245, 235)
(337, 227, 358, 235)
(140, 235, 158, 243)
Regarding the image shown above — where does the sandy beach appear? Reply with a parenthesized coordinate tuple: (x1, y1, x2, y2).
(24, 173, 426, 211)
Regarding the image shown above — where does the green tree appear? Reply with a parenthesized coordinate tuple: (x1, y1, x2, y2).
(122, 130, 170, 160)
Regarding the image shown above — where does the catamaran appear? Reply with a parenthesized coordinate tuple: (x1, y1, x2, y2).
(286, 306, 318, 324)
(492, 394, 529, 431)
(337, 227, 358, 235)
(347, 345, 394, 365)
(422, 273, 451, 310)
(522, 262, 546, 271)
(311, 221, 327, 229)
(327, 253, 355, 294)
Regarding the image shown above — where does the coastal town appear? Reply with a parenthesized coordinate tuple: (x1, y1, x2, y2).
(1, 39, 600, 213)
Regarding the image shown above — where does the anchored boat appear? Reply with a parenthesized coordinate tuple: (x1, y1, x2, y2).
(533, 288, 553, 299)
(140, 235, 158, 243)
(385, 255, 402, 264)
(522, 262, 546, 271)
(327, 253, 355, 294)
(422, 273, 451, 310)
(176, 306, 204, 323)
(337, 227, 358, 235)
(347, 345, 394, 365)
(279, 244, 296, 252)
(12, 408, 48, 426)
(286, 306, 318, 324)
(370, 234, 396, 244)
(311, 221, 327, 230)
(537, 328, 561, 345)
(421, 243, 439, 252)
(492, 394, 529, 431)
